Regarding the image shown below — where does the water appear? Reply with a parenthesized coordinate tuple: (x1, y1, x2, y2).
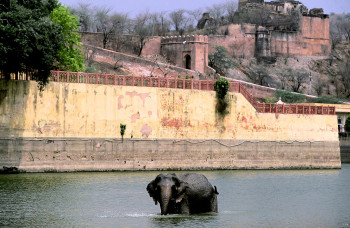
(1, 165, 350, 228)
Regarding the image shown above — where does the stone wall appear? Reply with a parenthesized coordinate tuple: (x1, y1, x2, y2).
(161, 35, 209, 75)
(339, 133, 350, 163)
(210, 24, 256, 58)
(270, 16, 330, 57)
(84, 44, 198, 78)
(80, 16, 330, 73)
(233, 79, 276, 98)
(0, 138, 340, 172)
(0, 80, 341, 171)
(80, 32, 162, 57)
(209, 17, 330, 59)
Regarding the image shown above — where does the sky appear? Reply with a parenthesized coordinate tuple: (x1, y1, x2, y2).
(59, 0, 350, 16)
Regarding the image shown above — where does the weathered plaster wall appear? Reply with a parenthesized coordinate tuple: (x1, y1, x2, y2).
(0, 80, 341, 171)
(0, 80, 339, 141)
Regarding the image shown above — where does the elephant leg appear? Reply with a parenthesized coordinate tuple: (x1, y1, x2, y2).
(210, 195, 218, 213)
(179, 200, 190, 214)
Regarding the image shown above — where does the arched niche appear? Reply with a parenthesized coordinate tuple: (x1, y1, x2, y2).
(184, 54, 191, 70)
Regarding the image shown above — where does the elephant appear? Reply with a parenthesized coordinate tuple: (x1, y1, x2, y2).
(146, 173, 219, 215)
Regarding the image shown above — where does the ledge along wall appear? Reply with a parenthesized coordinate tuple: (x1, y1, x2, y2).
(0, 80, 341, 172)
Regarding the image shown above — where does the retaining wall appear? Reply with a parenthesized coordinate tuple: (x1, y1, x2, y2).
(0, 80, 341, 171)
(339, 133, 350, 163)
(0, 138, 340, 172)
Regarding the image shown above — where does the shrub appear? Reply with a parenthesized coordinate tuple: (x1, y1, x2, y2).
(274, 90, 306, 103)
(307, 96, 347, 104)
(273, 90, 347, 104)
(345, 115, 350, 132)
(214, 77, 230, 99)
(120, 123, 126, 141)
(265, 97, 278, 103)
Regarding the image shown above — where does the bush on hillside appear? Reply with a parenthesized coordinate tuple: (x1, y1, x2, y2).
(345, 115, 350, 132)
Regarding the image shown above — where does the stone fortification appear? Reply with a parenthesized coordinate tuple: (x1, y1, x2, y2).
(339, 133, 350, 163)
(161, 35, 209, 75)
(84, 44, 198, 79)
(0, 80, 341, 171)
(270, 16, 330, 57)
(79, 0, 331, 79)
(233, 0, 331, 57)
(210, 24, 256, 58)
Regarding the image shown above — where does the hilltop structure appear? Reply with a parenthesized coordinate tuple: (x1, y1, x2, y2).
(160, 35, 209, 75)
(233, 0, 330, 58)
(81, 0, 331, 78)
(142, 0, 330, 75)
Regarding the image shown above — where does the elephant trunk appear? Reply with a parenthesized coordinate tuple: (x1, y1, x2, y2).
(160, 187, 172, 215)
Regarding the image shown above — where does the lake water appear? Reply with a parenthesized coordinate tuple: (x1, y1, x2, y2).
(1, 165, 350, 228)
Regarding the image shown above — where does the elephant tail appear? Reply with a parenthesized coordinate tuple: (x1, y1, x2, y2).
(214, 186, 219, 195)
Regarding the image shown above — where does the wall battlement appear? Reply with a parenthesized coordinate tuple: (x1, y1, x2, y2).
(161, 35, 208, 44)
(161, 35, 209, 75)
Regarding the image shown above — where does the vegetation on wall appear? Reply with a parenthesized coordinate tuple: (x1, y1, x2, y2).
(120, 123, 126, 141)
(214, 77, 230, 99)
(214, 77, 230, 115)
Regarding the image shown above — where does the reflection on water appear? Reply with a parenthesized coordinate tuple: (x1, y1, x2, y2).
(1, 166, 350, 227)
(150, 213, 219, 228)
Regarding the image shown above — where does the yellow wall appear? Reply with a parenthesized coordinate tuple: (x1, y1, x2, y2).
(0, 80, 339, 142)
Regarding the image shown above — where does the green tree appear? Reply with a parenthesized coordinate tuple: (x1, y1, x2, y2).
(345, 115, 350, 132)
(208, 46, 236, 76)
(0, 0, 63, 85)
(51, 4, 84, 72)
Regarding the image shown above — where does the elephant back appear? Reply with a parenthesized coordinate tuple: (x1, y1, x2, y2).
(178, 173, 215, 199)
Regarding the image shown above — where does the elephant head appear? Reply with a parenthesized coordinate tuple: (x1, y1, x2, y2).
(147, 173, 189, 215)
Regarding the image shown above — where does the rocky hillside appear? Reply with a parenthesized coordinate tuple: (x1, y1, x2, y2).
(222, 42, 350, 101)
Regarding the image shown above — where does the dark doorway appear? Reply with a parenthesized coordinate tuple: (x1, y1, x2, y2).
(185, 55, 191, 70)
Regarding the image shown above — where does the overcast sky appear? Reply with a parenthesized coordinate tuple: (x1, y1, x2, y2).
(59, 0, 350, 16)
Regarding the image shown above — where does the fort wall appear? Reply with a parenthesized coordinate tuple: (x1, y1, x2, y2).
(270, 16, 330, 57)
(80, 14, 331, 69)
(161, 35, 209, 74)
(84, 44, 198, 78)
(209, 24, 256, 57)
(0, 80, 341, 171)
(80, 32, 162, 57)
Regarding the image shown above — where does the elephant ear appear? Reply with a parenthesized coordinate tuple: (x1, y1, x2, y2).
(173, 177, 189, 203)
(147, 174, 164, 205)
